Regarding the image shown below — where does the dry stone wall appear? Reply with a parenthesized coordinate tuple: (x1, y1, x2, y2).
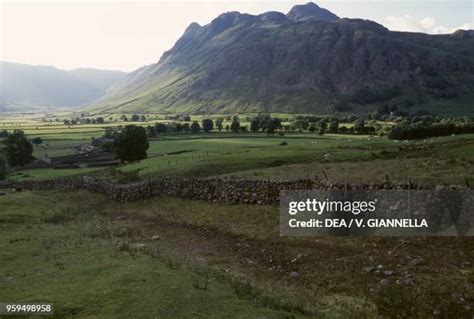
(0, 177, 469, 205)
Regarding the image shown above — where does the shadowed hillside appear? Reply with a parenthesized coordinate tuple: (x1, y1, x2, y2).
(0, 61, 126, 112)
(87, 2, 474, 115)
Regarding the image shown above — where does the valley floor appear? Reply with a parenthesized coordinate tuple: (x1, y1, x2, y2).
(1, 190, 473, 318)
(9, 133, 474, 187)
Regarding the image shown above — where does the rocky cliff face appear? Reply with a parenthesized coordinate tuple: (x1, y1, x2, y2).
(88, 2, 474, 114)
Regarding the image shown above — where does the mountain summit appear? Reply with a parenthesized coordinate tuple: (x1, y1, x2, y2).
(287, 2, 339, 22)
(88, 2, 474, 115)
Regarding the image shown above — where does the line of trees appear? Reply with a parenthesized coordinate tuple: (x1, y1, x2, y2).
(64, 117, 106, 125)
(135, 114, 382, 137)
(100, 112, 474, 142)
(388, 118, 474, 140)
(63, 114, 152, 126)
(144, 116, 246, 137)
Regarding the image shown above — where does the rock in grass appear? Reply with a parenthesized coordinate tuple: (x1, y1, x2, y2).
(289, 271, 301, 279)
(0, 191, 7, 196)
(364, 266, 375, 273)
(409, 258, 424, 267)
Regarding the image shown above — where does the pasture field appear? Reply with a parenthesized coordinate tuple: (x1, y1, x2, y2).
(1, 190, 472, 318)
(8, 128, 474, 186)
(0, 112, 363, 137)
(1, 113, 472, 184)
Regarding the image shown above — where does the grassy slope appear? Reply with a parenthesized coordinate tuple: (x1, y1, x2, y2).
(0, 191, 310, 319)
(117, 134, 388, 177)
(1, 190, 472, 318)
(222, 134, 474, 184)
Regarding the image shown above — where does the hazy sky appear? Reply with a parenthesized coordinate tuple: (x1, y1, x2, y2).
(1, 0, 472, 72)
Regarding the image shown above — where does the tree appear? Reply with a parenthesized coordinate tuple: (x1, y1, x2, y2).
(32, 137, 43, 146)
(329, 119, 339, 132)
(215, 118, 223, 132)
(166, 122, 176, 133)
(183, 123, 190, 133)
(96, 117, 104, 124)
(131, 114, 140, 122)
(141, 115, 147, 122)
(0, 155, 7, 180)
(294, 120, 309, 131)
(230, 119, 241, 133)
(175, 123, 183, 133)
(0, 130, 8, 138)
(354, 119, 366, 134)
(191, 121, 201, 133)
(154, 123, 167, 135)
(114, 125, 149, 162)
(146, 125, 156, 137)
(4, 130, 34, 166)
(202, 119, 214, 133)
(319, 119, 328, 130)
(318, 127, 326, 136)
(267, 118, 281, 135)
(250, 119, 260, 132)
(120, 115, 129, 122)
(182, 115, 191, 122)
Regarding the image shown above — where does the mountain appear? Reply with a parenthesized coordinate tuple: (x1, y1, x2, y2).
(287, 2, 339, 22)
(0, 62, 126, 112)
(87, 2, 474, 115)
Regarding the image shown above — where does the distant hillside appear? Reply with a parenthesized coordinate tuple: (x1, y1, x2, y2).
(84, 2, 473, 115)
(0, 62, 126, 112)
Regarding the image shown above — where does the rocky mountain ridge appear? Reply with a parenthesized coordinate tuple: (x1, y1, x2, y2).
(87, 2, 474, 114)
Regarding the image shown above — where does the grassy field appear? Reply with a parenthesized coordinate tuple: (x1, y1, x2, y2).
(1, 112, 473, 318)
(1, 190, 472, 318)
(9, 131, 474, 186)
(2, 113, 470, 183)
(118, 134, 388, 178)
(0, 190, 310, 318)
